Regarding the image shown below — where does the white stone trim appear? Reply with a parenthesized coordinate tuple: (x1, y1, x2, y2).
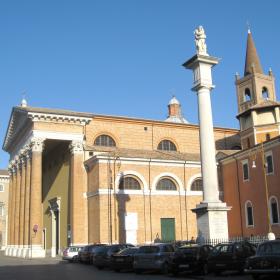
(96, 157, 200, 167)
(33, 130, 84, 142)
(86, 188, 203, 198)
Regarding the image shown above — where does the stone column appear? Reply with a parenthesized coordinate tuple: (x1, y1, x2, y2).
(183, 26, 231, 240)
(14, 158, 21, 254)
(29, 138, 45, 258)
(10, 165, 17, 251)
(69, 140, 87, 245)
(5, 166, 13, 255)
(23, 150, 31, 253)
(19, 155, 26, 254)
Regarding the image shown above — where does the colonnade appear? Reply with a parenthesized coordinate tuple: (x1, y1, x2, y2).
(5, 137, 87, 258)
(6, 138, 45, 258)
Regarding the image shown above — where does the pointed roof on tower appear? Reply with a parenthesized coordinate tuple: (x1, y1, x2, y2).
(244, 29, 263, 76)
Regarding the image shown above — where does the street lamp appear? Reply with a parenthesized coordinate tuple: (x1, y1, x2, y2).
(251, 142, 275, 240)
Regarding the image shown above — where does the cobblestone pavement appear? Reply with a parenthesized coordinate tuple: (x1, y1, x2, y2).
(0, 252, 274, 280)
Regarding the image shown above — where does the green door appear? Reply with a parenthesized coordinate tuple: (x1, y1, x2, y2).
(161, 218, 175, 242)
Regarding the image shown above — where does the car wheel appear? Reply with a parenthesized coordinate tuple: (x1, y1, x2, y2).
(252, 274, 260, 280)
(114, 269, 120, 273)
(97, 266, 104, 270)
(201, 263, 208, 275)
(214, 270, 221, 276)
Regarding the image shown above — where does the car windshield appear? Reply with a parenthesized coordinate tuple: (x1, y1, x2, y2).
(138, 246, 160, 254)
(258, 242, 280, 255)
(118, 247, 138, 255)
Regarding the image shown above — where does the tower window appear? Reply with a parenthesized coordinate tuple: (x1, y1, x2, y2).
(262, 87, 269, 100)
(157, 140, 177, 151)
(265, 153, 274, 174)
(266, 133, 271, 141)
(245, 201, 254, 227)
(242, 160, 249, 181)
(244, 88, 251, 102)
(270, 197, 279, 224)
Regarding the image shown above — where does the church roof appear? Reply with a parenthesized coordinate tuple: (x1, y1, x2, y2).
(244, 30, 263, 76)
(85, 145, 201, 162)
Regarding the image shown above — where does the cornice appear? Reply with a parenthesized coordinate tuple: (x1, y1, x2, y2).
(28, 112, 91, 125)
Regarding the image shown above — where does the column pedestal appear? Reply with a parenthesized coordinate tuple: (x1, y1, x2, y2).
(192, 202, 231, 240)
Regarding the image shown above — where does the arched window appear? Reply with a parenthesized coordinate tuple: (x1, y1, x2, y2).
(245, 201, 254, 227)
(94, 134, 116, 147)
(262, 87, 269, 99)
(270, 197, 279, 224)
(244, 88, 251, 102)
(119, 176, 141, 190)
(157, 140, 177, 151)
(191, 178, 203, 191)
(156, 178, 177, 191)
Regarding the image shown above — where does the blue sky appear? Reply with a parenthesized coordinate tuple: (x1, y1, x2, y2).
(1, 0, 280, 168)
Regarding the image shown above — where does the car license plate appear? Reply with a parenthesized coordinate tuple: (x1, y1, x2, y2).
(116, 258, 124, 262)
(216, 264, 225, 267)
(179, 264, 189, 268)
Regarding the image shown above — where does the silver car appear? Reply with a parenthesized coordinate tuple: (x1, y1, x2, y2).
(62, 246, 84, 262)
(133, 244, 174, 274)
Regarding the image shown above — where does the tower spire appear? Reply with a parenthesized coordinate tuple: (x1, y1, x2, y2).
(244, 30, 263, 76)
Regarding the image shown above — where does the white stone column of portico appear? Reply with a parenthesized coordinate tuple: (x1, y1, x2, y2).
(183, 26, 231, 240)
(23, 150, 31, 257)
(18, 154, 26, 257)
(8, 164, 17, 256)
(69, 140, 88, 246)
(26, 138, 46, 258)
(13, 158, 21, 256)
(5, 166, 14, 256)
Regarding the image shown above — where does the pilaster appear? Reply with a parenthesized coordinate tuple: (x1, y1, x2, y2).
(19, 154, 26, 249)
(29, 137, 45, 257)
(14, 158, 21, 247)
(69, 140, 87, 245)
(23, 150, 31, 248)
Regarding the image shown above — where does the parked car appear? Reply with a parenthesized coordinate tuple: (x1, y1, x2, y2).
(133, 243, 175, 274)
(208, 241, 256, 275)
(110, 247, 139, 272)
(79, 244, 105, 264)
(92, 244, 134, 269)
(245, 240, 280, 279)
(168, 244, 213, 276)
(62, 246, 84, 262)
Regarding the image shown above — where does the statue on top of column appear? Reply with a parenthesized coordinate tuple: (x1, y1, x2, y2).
(194, 26, 208, 56)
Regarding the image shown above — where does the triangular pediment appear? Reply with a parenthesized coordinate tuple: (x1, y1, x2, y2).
(2, 107, 30, 152)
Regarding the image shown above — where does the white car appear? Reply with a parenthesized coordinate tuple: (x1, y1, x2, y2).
(62, 246, 83, 262)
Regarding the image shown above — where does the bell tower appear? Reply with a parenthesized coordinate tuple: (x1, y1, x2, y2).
(236, 30, 280, 149)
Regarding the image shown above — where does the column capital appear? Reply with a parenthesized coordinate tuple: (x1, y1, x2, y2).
(30, 138, 45, 153)
(69, 140, 84, 154)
